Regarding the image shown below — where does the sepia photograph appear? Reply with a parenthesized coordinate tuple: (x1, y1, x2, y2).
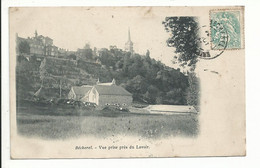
(9, 6, 245, 158)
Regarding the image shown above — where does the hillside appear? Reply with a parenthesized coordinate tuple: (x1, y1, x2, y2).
(16, 48, 189, 105)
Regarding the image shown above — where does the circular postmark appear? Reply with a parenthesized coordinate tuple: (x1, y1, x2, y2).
(197, 20, 228, 60)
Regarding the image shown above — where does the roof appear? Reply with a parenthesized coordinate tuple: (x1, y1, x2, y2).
(97, 82, 113, 86)
(94, 85, 132, 96)
(34, 87, 43, 97)
(33, 87, 62, 98)
(145, 105, 197, 114)
(72, 86, 92, 96)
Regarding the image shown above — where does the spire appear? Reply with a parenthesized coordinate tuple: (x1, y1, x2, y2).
(125, 28, 134, 54)
(128, 28, 131, 41)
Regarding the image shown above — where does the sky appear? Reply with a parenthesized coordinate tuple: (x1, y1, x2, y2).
(11, 7, 176, 68)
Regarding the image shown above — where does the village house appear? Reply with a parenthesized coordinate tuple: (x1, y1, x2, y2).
(80, 79, 133, 106)
(68, 85, 93, 101)
(16, 30, 72, 59)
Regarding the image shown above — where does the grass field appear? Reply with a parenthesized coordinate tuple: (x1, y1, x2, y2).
(16, 102, 199, 140)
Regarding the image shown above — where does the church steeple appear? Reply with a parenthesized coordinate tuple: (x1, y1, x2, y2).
(128, 28, 131, 41)
(125, 28, 134, 54)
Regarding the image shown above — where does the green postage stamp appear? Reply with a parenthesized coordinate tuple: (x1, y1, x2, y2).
(210, 9, 244, 50)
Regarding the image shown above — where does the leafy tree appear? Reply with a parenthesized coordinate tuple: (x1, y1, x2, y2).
(125, 75, 148, 94)
(39, 58, 48, 87)
(16, 58, 35, 100)
(145, 50, 150, 58)
(16, 42, 190, 105)
(68, 54, 77, 60)
(186, 72, 200, 106)
(30, 55, 37, 63)
(99, 49, 116, 67)
(84, 43, 91, 49)
(165, 88, 186, 105)
(93, 47, 98, 57)
(82, 49, 93, 60)
(17, 55, 27, 63)
(163, 17, 201, 107)
(18, 41, 30, 55)
(163, 17, 200, 70)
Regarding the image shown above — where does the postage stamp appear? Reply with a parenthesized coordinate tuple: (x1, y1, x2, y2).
(210, 9, 244, 50)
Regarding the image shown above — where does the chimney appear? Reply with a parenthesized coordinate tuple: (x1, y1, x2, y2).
(112, 78, 116, 85)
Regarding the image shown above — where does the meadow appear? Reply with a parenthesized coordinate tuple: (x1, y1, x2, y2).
(16, 101, 199, 140)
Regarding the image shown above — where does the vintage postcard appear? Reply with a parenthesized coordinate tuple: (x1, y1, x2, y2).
(9, 6, 245, 158)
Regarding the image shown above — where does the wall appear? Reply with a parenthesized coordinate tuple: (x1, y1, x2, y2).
(88, 88, 99, 105)
(98, 95, 133, 106)
(81, 91, 90, 102)
(67, 89, 75, 99)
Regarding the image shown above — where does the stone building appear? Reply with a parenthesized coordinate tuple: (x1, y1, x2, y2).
(16, 30, 68, 58)
(81, 79, 133, 106)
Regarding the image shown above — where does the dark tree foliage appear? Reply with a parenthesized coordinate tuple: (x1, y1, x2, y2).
(163, 17, 201, 106)
(95, 49, 188, 104)
(17, 45, 189, 105)
(81, 49, 93, 60)
(68, 54, 77, 60)
(18, 41, 30, 55)
(16, 58, 38, 100)
(163, 17, 201, 69)
(186, 72, 200, 106)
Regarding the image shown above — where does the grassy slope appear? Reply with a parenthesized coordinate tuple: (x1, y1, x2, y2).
(17, 103, 199, 140)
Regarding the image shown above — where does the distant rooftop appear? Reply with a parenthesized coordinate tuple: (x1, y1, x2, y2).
(94, 85, 132, 96)
(72, 86, 92, 96)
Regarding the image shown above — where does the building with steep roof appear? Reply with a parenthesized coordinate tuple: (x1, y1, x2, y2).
(68, 85, 93, 101)
(81, 79, 133, 106)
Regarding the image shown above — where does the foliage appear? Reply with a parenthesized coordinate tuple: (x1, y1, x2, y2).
(83, 49, 93, 60)
(68, 54, 77, 60)
(163, 17, 201, 106)
(16, 58, 39, 100)
(95, 48, 188, 104)
(162, 17, 201, 70)
(17, 45, 189, 105)
(18, 41, 30, 55)
(39, 58, 48, 85)
(186, 72, 200, 106)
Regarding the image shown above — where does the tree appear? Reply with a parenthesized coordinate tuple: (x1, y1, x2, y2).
(83, 43, 91, 49)
(163, 17, 201, 107)
(186, 72, 200, 106)
(18, 41, 30, 55)
(162, 17, 200, 70)
(125, 75, 148, 94)
(68, 54, 77, 60)
(145, 50, 150, 58)
(39, 58, 48, 87)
